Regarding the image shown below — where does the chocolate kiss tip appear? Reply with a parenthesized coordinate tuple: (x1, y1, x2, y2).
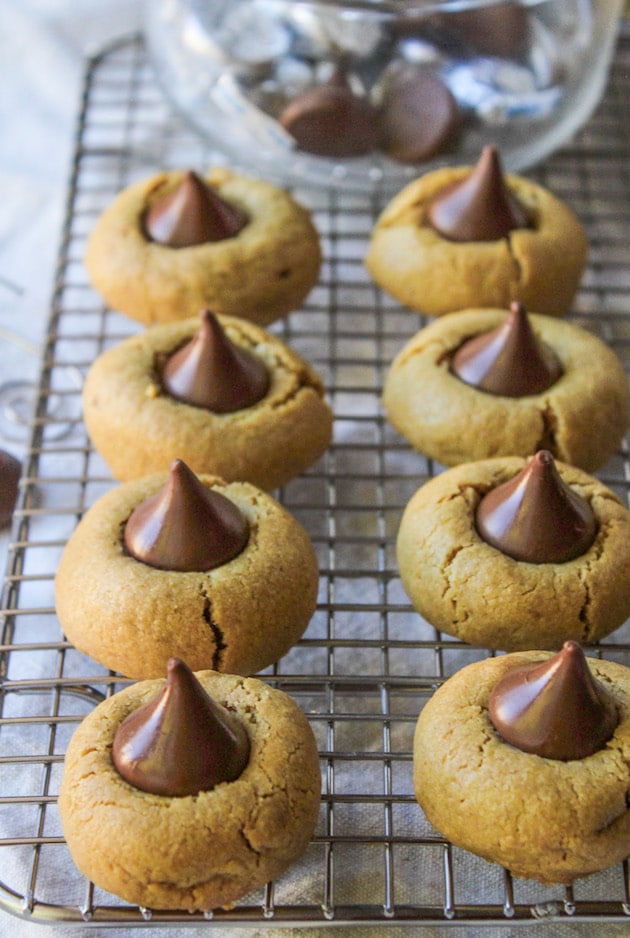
(112, 657, 251, 796)
(451, 301, 562, 397)
(144, 170, 246, 248)
(123, 459, 249, 572)
(428, 145, 530, 242)
(476, 450, 597, 564)
(488, 641, 618, 761)
(162, 309, 269, 413)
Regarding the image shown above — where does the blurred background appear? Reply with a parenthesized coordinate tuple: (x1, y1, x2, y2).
(1, 0, 144, 347)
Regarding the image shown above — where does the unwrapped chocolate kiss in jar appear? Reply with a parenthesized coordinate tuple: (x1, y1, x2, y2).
(423, 2, 530, 61)
(144, 170, 246, 247)
(475, 450, 597, 563)
(428, 145, 531, 241)
(161, 309, 270, 412)
(279, 67, 378, 158)
(123, 459, 249, 571)
(112, 657, 251, 795)
(451, 301, 562, 397)
(488, 641, 618, 761)
(377, 64, 461, 165)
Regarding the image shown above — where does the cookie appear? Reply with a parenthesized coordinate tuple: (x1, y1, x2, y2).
(365, 146, 587, 317)
(54, 466, 319, 679)
(85, 168, 322, 326)
(396, 455, 630, 650)
(59, 663, 321, 911)
(413, 647, 630, 884)
(82, 311, 332, 489)
(383, 305, 629, 472)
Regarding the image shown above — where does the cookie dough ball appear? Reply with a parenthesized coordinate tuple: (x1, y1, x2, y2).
(383, 305, 629, 472)
(397, 455, 630, 650)
(59, 664, 321, 911)
(82, 311, 332, 489)
(55, 465, 319, 678)
(414, 649, 630, 884)
(366, 146, 587, 317)
(85, 168, 322, 326)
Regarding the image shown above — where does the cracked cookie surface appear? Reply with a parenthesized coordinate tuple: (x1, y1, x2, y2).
(397, 457, 630, 650)
(365, 165, 587, 317)
(85, 168, 322, 327)
(58, 669, 321, 911)
(55, 473, 319, 678)
(383, 308, 629, 472)
(413, 651, 630, 884)
(82, 314, 333, 489)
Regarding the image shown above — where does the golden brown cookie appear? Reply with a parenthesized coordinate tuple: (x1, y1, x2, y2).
(397, 457, 630, 650)
(82, 313, 332, 489)
(59, 668, 321, 911)
(365, 164, 587, 317)
(413, 651, 630, 884)
(54, 472, 319, 678)
(383, 307, 629, 472)
(85, 168, 322, 326)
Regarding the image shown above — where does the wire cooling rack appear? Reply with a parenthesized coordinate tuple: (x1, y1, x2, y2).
(2, 30, 630, 930)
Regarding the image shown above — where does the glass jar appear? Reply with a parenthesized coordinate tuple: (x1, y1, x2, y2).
(145, 0, 623, 190)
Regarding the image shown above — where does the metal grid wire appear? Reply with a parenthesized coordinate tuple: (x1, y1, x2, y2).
(2, 30, 630, 929)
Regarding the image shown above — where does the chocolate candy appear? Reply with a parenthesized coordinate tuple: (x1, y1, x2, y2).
(144, 171, 246, 247)
(279, 68, 378, 158)
(162, 309, 269, 413)
(112, 657, 251, 796)
(476, 450, 597, 564)
(124, 459, 249, 572)
(425, 2, 530, 61)
(0, 448, 21, 528)
(428, 145, 530, 241)
(451, 301, 562, 397)
(488, 641, 618, 761)
(378, 64, 461, 164)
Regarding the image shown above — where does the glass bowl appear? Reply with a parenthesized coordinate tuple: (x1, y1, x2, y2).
(144, 0, 624, 190)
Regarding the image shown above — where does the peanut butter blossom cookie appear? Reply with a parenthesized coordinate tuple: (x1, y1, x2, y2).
(59, 659, 321, 911)
(397, 452, 630, 650)
(414, 643, 630, 884)
(55, 460, 319, 679)
(82, 309, 333, 489)
(383, 302, 629, 472)
(365, 146, 587, 317)
(85, 168, 322, 326)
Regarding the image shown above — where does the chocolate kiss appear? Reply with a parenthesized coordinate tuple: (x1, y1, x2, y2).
(378, 65, 461, 164)
(0, 448, 21, 528)
(451, 302, 562, 397)
(428, 145, 530, 241)
(144, 171, 246, 248)
(476, 450, 597, 564)
(124, 459, 249, 572)
(112, 657, 251, 796)
(488, 641, 618, 761)
(279, 68, 378, 158)
(162, 310, 270, 413)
